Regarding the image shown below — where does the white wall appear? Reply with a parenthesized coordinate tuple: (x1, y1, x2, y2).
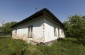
(44, 16, 65, 42)
(12, 16, 44, 43)
(58, 28, 65, 38)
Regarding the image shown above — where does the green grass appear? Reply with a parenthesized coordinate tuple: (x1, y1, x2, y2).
(0, 37, 28, 55)
(0, 37, 85, 55)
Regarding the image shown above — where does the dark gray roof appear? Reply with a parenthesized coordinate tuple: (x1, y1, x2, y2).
(11, 8, 64, 28)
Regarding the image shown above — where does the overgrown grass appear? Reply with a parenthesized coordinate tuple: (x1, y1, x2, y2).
(0, 37, 28, 55)
(0, 37, 85, 55)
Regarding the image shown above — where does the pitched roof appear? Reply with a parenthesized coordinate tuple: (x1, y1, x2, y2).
(11, 8, 64, 28)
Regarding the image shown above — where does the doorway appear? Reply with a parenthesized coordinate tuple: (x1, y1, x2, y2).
(28, 25, 33, 38)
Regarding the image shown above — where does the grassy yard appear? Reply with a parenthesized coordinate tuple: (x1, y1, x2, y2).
(0, 37, 85, 55)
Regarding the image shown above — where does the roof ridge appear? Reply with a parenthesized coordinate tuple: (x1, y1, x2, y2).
(11, 8, 64, 29)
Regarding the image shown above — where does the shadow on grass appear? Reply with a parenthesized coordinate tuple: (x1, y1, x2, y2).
(73, 38, 85, 46)
(58, 37, 85, 46)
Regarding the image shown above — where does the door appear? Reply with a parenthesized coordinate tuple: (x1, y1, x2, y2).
(28, 25, 33, 38)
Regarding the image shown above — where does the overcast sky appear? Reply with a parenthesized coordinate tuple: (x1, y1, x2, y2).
(0, 0, 85, 26)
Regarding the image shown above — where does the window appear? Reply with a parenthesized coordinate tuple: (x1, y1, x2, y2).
(58, 28, 60, 36)
(15, 29, 17, 36)
(28, 25, 33, 38)
(61, 30, 64, 35)
(54, 27, 57, 36)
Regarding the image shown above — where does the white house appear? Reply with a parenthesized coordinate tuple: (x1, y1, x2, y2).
(11, 8, 65, 44)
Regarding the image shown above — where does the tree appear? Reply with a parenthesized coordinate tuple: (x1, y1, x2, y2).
(82, 16, 85, 19)
(1, 22, 17, 34)
(63, 15, 85, 38)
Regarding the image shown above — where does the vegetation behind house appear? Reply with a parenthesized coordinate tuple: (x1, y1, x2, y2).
(63, 15, 85, 38)
(0, 22, 17, 37)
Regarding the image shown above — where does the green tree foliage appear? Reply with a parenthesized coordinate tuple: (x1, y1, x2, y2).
(1, 22, 17, 34)
(63, 15, 85, 38)
(0, 26, 2, 31)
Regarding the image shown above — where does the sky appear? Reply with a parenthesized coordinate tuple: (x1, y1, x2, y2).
(0, 0, 85, 26)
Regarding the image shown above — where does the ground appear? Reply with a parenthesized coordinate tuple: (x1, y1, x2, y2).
(0, 36, 85, 55)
